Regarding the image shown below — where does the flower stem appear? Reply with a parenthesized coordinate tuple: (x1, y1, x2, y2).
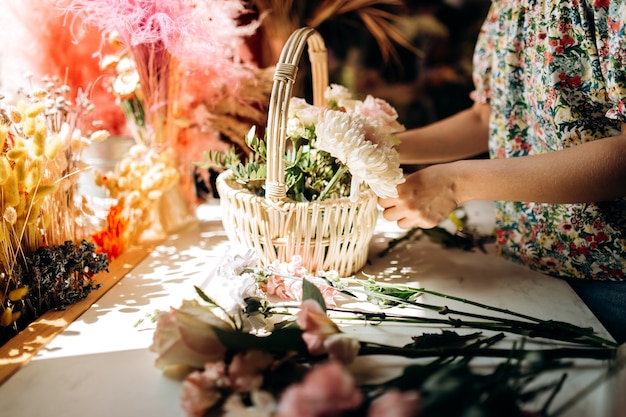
(358, 343, 616, 361)
(317, 165, 348, 201)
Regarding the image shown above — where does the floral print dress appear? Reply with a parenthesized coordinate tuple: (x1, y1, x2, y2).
(472, 0, 626, 280)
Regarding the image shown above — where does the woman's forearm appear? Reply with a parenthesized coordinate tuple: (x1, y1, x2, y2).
(397, 102, 490, 164)
(455, 133, 626, 204)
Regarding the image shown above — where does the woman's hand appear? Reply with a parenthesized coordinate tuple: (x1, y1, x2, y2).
(378, 163, 462, 229)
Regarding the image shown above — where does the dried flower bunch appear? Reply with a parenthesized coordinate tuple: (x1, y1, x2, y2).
(63, 0, 261, 147)
(150, 252, 620, 417)
(60, 0, 274, 255)
(0, 77, 110, 342)
(197, 84, 406, 202)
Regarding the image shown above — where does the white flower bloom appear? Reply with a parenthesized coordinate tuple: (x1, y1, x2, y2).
(218, 250, 258, 276)
(315, 110, 405, 199)
(286, 117, 307, 139)
(324, 84, 352, 107)
(288, 97, 320, 126)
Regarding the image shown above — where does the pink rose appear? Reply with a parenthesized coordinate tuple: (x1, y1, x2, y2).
(297, 299, 341, 355)
(181, 362, 227, 417)
(275, 361, 363, 417)
(150, 299, 232, 370)
(367, 389, 421, 417)
(356, 95, 405, 134)
(296, 299, 360, 363)
(228, 350, 275, 392)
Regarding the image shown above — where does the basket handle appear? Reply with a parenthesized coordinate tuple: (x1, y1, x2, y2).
(265, 27, 328, 201)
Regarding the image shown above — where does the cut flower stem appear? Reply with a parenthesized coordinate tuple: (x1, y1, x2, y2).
(257, 268, 617, 348)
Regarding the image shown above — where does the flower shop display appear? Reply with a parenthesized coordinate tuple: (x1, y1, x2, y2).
(0, 79, 110, 346)
(150, 251, 622, 417)
(59, 0, 270, 258)
(202, 28, 405, 276)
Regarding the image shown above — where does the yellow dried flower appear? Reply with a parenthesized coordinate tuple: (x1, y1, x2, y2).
(14, 194, 26, 217)
(45, 134, 63, 160)
(33, 120, 47, 156)
(0, 156, 11, 185)
(25, 158, 43, 193)
(9, 287, 29, 301)
(23, 116, 36, 136)
(9, 310, 21, 324)
(14, 157, 26, 183)
(25, 102, 46, 118)
(3, 173, 20, 207)
(89, 129, 110, 143)
(0, 123, 9, 150)
(26, 202, 41, 225)
(6, 147, 27, 161)
(33, 183, 57, 200)
(1, 307, 14, 327)
(29, 88, 49, 99)
(8, 106, 22, 124)
(41, 210, 51, 229)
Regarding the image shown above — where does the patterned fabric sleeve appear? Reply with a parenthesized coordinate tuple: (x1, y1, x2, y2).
(603, 2, 626, 122)
(470, 3, 497, 104)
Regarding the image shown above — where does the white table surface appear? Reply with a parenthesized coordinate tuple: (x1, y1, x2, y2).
(0, 200, 623, 417)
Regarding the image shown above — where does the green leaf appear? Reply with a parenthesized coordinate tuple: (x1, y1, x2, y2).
(213, 326, 308, 354)
(194, 285, 220, 307)
(405, 331, 483, 349)
(302, 278, 327, 312)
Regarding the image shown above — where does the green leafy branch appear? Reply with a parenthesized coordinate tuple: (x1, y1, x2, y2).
(194, 126, 351, 201)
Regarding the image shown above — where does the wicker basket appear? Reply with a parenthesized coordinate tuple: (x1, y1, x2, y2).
(216, 27, 379, 276)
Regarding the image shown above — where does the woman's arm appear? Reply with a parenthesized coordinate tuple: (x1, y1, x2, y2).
(396, 102, 490, 164)
(456, 126, 626, 203)
(380, 123, 626, 229)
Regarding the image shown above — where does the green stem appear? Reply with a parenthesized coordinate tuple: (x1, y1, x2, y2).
(358, 343, 616, 361)
(317, 165, 348, 201)
(346, 278, 617, 348)
(261, 270, 615, 348)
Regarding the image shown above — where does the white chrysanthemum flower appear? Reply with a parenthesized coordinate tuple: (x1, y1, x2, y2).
(315, 110, 405, 199)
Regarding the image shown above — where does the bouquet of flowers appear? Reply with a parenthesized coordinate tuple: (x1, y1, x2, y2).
(149, 251, 621, 417)
(197, 83, 406, 202)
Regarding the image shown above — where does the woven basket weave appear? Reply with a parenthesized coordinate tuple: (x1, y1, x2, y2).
(216, 27, 379, 276)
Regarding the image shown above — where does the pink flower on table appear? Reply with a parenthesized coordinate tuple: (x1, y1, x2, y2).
(223, 391, 276, 417)
(180, 349, 275, 417)
(367, 389, 421, 417)
(297, 300, 340, 355)
(275, 361, 363, 417)
(261, 256, 338, 306)
(297, 299, 360, 364)
(181, 362, 228, 417)
(228, 350, 275, 392)
(150, 299, 232, 370)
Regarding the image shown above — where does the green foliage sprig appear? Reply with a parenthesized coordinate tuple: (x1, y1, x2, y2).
(195, 126, 350, 201)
